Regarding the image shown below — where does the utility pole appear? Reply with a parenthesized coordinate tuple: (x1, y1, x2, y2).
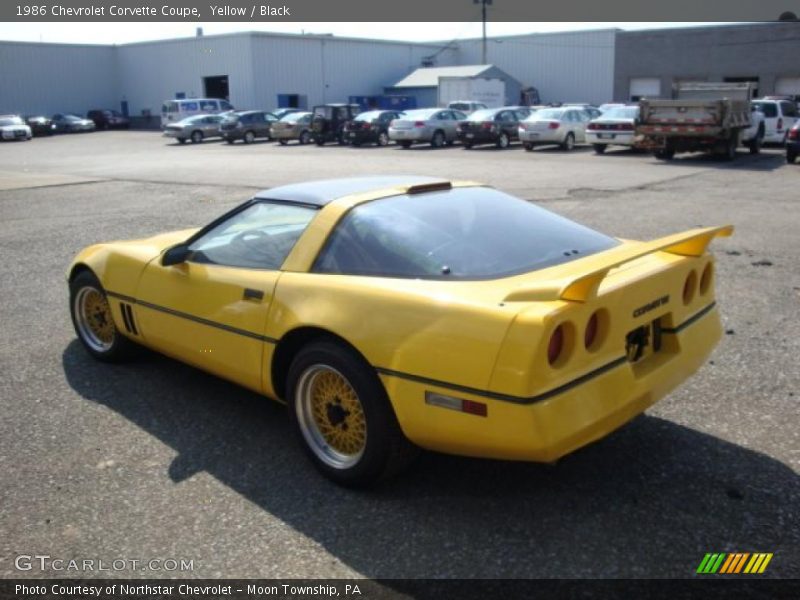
(474, 0, 493, 64)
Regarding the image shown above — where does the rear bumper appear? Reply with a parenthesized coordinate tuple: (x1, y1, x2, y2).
(458, 131, 499, 145)
(586, 131, 635, 146)
(389, 129, 430, 142)
(519, 130, 562, 144)
(382, 302, 722, 462)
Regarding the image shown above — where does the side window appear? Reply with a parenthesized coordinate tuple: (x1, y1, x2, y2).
(188, 202, 318, 270)
(780, 101, 797, 118)
(220, 100, 233, 111)
(183, 102, 199, 112)
(453, 111, 467, 120)
(199, 100, 218, 111)
(434, 112, 449, 120)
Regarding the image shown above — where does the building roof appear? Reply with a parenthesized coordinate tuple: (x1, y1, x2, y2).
(254, 176, 449, 206)
(391, 65, 497, 88)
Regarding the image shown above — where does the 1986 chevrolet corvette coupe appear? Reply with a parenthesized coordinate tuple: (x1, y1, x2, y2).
(68, 177, 732, 485)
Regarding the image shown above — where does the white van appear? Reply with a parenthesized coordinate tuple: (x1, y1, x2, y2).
(160, 98, 234, 128)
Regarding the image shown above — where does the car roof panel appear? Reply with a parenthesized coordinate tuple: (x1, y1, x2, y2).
(254, 176, 450, 206)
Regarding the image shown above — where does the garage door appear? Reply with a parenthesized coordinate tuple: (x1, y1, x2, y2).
(775, 77, 800, 96)
(629, 77, 661, 101)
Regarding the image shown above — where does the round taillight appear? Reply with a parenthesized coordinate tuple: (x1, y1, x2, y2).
(700, 262, 713, 296)
(584, 312, 599, 349)
(548, 325, 564, 365)
(683, 270, 698, 305)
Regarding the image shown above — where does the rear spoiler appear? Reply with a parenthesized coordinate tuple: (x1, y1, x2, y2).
(504, 225, 734, 303)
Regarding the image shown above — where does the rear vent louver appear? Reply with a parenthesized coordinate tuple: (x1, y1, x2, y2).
(119, 302, 138, 336)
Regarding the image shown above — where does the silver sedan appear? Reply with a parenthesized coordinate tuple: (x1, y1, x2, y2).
(518, 107, 591, 151)
(388, 108, 467, 148)
(163, 114, 225, 144)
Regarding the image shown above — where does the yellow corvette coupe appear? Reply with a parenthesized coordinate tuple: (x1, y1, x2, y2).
(68, 177, 732, 486)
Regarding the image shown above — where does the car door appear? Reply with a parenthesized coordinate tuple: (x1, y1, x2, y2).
(447, 110, 468, 139)
(134, 201, 319, 393)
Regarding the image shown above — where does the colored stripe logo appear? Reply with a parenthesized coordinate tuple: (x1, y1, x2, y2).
(697, 553, 773, 574)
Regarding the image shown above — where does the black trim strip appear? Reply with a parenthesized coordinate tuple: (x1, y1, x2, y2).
(662, 302, 716, 334)
(377, 356, 628, 406)
(106, 291, 277, 344)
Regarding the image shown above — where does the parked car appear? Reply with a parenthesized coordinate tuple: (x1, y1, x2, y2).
(447, 101, 487, 114)
(270, 112, 313, 145)
(344, 110, 404, 146)
(271, 108, 303, 120)
(67, 176, 732, 486)
(52, 114, 96, 133)
(519, 106, 591, 151)
(585, 106, 640, 154)
(311, 104, 361, 145)
(87, 109, 130, 129)
(163, 114, 225, 144)
(786, 121, 800, 164)
(0, 115, 32, 141)
(219, 110, 278, 144)
(388, 108, 467, 148)
(566, 104, 602, 119)
(457, 107, 530, 149)
(599, 103, 627, 113)
(751, 98, 798, 143)
(24, 115, 55, 136)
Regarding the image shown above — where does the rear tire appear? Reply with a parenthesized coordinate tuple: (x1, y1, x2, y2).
(654, 146, 675, 160)
(244, 130, 255, 144)
(593, 143, 606, 154)
(431, 130, 445, 148)
(69, 271, 137, 363)
(496, 132, 510, 149)
(278, 139, 288, 146)
(400, 141, 412, 149)
(299, 130, 311, 145)
(561, 132, 575, 151)
(225, 139, 234, 144)
(190, 130, 203, 144)
(287, 340, 417, 487)
(177, 138, 187, 145)
(523, 143, 534, 151)
(377, 132, 389, 147)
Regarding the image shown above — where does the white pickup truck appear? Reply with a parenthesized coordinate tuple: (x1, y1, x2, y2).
(637, 83, 765, 160)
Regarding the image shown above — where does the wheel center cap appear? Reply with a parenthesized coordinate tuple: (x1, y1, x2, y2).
(326, 399, 350, 428)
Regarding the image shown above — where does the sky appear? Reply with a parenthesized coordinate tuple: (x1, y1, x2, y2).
(0, 22, 734, 45)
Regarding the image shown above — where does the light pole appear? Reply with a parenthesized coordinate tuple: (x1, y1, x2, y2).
(474, 0, 493, 64)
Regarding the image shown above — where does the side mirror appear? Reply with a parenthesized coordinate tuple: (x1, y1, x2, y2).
(162, 243, 191, 266)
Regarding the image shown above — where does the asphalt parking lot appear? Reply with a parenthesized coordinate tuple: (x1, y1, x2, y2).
(0, 131, 798, 580)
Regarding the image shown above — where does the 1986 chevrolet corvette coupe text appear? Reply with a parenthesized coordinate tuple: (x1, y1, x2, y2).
(68, 177, 732, 485)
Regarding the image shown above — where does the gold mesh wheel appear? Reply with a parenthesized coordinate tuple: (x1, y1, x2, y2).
(295, 364, 367, 469)
(73, 286, 115, 352)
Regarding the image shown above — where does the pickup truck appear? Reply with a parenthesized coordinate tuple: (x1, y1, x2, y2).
(636, 83, 765, 160)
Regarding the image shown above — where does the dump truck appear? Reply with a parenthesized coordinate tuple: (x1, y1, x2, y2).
(637, 83, 765, 160)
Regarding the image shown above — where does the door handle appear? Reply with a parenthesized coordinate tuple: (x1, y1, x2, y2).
(243, 288, 265, 301)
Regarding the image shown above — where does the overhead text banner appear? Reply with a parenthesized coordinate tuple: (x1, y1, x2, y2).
(2, 0, 800, 22)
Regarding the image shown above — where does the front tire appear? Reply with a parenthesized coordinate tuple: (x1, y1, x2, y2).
(69, 271, 136, 362)
(243, 130, 256, 144)
(431, 130, 445, 148)
(287, 341, 416, 487)
(593, 143, 606, 154)
(561, 132, 575, 151)
(496, 132, 510, 149)
(299, 130, 311, 145)
(377, 132, 389, 146)
(190, 130, 203, 144)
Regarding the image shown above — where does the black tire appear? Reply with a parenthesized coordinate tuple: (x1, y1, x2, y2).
(177, 138, 187, 145)
(315, 138, 325, 146)
(69, 270, 137, 363)
(593, 143, 607, 154)
(377, 132, 389, 147)
(400, 141, 412, 149)
(287, 340, 417, 487)
(496, 132, 510, 149)
(278, 139, 288, 146)
(523, 143, 534, 152)
(225, 139, 234, 144)
(561, 132, 575, 151)
(787, 150, 797, 164)
(299, 130, 311, 145)
(243, 130, 256, 144)
(431, 130, 445, 148)
(190, 130, 203, 144)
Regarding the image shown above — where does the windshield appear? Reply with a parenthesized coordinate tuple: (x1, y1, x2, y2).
(313, 187, 619, 279)
(467, 109, 499, 121)
(354, 111, 382, 122)
(0, 117, 24, 126)
(281, 112, 310, 122)
(530, 109, 565, 120)
(602, 107, 639, 120)
(398, 109, 437, 120)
